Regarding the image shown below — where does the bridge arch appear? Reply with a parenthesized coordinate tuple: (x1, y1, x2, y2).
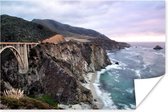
(0, 46, 25, 73)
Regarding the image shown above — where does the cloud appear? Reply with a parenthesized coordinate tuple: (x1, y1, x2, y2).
(0, 0, 165, 42)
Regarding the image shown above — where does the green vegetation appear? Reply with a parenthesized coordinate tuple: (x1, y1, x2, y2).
(1, 15, 57, 42)
(35, 95, 58, 109)
(32, 19, 109, 39)
(0, 96, 54, 109)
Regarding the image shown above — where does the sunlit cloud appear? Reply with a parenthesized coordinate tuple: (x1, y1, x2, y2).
(0, 0, 165, 42)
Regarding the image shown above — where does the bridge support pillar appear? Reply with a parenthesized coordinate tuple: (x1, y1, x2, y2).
(18, 44, 29, 74)
(0, 42, 38, 74)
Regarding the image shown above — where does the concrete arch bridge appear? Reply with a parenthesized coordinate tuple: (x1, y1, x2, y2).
(0, 42, 38, 73)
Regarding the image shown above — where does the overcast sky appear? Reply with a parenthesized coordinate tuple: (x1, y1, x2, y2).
(1, 0, 165, 42)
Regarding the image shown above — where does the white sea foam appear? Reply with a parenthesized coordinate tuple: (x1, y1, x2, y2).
(112, 73, 120, 83)
(119, 103, 130, 109)
(96, 64, 122, 75)
(104, 44, 164, 109)
(154, 52, 165, 57)
(125, 51, 140, 56)
(133, 59, 141, 63)
(130, 104, 136, 109)
(93, 83, 117, 109)
(92, 64, 123, 109)
(141, 47, 151, 50)
(106, 64, 122, 70)
(115, 74, 120, 79)
(93, 69, 117, 109)
(118, 103, 135, 110)
(118, 61, 127, 67)
(126, 88, 134, 94)
(105, 61, 127, 71)
(114, 78, 120, 83)
(125, 48, 131, 50)
(135, 70, 141, 78)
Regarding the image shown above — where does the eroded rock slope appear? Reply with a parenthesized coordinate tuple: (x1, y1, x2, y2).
(1, 41, 111, 105)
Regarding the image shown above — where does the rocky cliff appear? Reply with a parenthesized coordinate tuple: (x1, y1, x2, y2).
(1, 41, 111, 108)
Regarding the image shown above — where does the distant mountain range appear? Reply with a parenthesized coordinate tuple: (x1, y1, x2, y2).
(1, 14, 130, 50)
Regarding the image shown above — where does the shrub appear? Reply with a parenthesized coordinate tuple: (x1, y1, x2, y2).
(35, 95, 58, 109)
(3, 88, 24, 99)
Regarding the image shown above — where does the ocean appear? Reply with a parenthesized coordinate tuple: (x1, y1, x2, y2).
(93, 42, 165, 109)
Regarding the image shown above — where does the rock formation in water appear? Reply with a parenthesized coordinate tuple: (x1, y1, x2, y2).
(0, 41, 111, 108)
(1, 14, 130, 109)
(153, 45, 163, 50)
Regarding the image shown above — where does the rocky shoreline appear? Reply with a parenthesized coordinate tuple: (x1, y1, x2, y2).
(0, 14, 131, 109)
(89, 72, 104, 109)
(57, 72, 104, 109)
(1, 41, 113, 109)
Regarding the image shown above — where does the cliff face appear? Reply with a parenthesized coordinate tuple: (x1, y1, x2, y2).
(1, 41, 111, 105)
(90, 38, 130, 51)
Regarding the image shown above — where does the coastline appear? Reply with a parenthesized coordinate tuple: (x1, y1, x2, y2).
(88, 72, 104, 109)
(58, 72, 104, 109)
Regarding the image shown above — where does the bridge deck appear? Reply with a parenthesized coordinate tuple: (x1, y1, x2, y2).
(0, 42, 38, 74)
(0, 42, 38, 45)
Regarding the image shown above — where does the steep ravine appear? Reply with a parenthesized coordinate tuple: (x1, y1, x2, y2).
(0, 41, 111, 108)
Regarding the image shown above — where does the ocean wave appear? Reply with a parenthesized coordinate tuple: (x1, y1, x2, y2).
(154, 52, 165, 57)
(93, 83, 117, 109)
(126, 88, 134, 94)
(106, 64, 123, 70)
(130, 104, 136, 109)
(125, 47, 131, 50)
(141, 47, 151, 50)
(135, 70, 141, 78)
(103, 44, 164, 109)
(118, 103, 135, 109)
(94, 68, 118, 109)
(114, 78, 120, 83)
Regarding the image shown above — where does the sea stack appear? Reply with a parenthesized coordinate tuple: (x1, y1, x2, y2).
(153, 45, 163, 50)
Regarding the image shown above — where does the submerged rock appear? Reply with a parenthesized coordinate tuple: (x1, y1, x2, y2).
(153, 45, 163, 50)
(115, 62, 119, 65)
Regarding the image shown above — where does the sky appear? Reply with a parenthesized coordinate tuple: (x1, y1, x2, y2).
(0, 0, 165, 42)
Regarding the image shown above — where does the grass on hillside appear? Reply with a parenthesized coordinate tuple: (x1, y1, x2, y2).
(0, 96, 57, 109)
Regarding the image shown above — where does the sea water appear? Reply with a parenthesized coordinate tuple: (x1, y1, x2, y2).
(94, 42, 165, 109)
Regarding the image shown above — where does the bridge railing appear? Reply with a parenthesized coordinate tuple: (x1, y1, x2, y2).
(0, 42, 38, 50)
(0, 42, 38, 45)
(0, 42, 39, 74)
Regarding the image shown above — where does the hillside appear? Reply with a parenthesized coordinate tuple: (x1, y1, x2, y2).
(32, 19, 108, 39)
(0, 15, 57, 42)
(32, 19, 130, 50)
(0, 15, 130, 50)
